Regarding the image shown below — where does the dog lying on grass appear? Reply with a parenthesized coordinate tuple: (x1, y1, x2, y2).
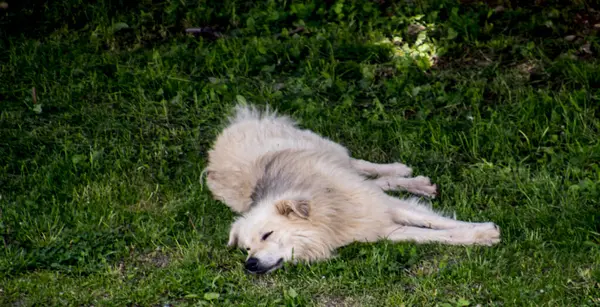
(205, 104, 500, 274)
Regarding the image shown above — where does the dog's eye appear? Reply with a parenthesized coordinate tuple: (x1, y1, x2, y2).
(261, 231, 273, 241)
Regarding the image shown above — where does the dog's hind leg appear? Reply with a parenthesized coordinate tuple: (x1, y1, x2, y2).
(374, 175, 437, 197)
(351, 159, 413, 177)
(382, 224, 500, 246)
(387, 196, 498, 230)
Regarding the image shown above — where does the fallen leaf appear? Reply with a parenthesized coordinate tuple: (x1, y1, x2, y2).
(581, 41, 592, 54)
(204, 292, 220, 300)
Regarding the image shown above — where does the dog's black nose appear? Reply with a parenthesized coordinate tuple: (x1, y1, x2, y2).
(245, 257, 260, 272)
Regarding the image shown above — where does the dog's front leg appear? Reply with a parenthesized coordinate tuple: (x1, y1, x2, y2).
(373, 176, 437, 197)
(350, 159, 413, 177)
(382, 224, 500, 246)
(386, 196, 499, 231)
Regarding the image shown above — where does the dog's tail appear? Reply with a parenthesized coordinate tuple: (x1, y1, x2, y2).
(228, 103, 294, 125)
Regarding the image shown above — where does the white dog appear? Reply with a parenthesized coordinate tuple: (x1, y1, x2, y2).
(205, 104, 500, 274)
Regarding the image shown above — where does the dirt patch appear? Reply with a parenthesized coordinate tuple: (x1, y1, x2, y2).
(405, 255, 460, 278)
(140, 249, 172, 268)
(315, 294, 375, 307)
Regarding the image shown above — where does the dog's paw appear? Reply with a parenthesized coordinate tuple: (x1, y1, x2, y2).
(472, 223, 501, 246)
(408, 176, 437, 198)
(388, 163, 413, 177)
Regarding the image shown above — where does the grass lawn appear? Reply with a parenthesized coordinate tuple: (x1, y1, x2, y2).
(1, 0, 599, 305)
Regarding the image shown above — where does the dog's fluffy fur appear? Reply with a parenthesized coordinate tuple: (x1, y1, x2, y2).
(205, 104, 500, 273)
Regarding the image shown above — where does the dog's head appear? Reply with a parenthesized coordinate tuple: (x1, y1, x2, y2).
(227, 198, 328, 274)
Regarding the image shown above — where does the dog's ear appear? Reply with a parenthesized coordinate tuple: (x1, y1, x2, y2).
(276, 199, 310, 219)
(227, 218, 242, 247)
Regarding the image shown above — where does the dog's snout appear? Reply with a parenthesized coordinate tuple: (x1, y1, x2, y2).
(245, 257, 260, 272)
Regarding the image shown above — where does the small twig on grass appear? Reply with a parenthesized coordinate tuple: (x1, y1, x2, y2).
(186, 26, 306, 40)
(32, 87, 37, 104)
(0, 206, 7, 249)
(274, 26, 306, 38)
(185, 27, 224, 39)
(188, 214, 198, 233)
(478, 50, 493, 63)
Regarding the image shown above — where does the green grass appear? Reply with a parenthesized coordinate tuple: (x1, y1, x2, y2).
(1, 0, 599, 305)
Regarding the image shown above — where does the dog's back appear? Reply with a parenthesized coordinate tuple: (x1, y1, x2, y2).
(206, 104, 350, 213)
